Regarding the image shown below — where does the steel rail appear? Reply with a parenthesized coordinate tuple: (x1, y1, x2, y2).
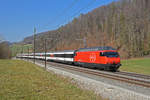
(115, 71, 150, 79)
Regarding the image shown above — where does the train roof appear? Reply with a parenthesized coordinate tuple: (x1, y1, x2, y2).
(35, 50, 75, 55)
(76, 46, 116, 52)
(47, 50, 75, 54)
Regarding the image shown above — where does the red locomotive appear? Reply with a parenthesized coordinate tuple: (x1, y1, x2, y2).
(74, 47, 121, 71)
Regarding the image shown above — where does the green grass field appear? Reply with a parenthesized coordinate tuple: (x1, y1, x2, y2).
(0, 60, 103, 100)
(120, 58, 150, 75)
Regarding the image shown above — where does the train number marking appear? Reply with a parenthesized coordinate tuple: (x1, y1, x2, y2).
(90, 53, 96, 62)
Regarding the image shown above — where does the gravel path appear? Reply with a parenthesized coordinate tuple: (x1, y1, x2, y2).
(22, 59, 150, 100)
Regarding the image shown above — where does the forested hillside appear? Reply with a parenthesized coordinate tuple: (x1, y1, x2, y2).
(22, 0, 150, 58)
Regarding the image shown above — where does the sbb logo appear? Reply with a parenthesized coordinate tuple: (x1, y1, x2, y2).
(90, 53, 96, 62)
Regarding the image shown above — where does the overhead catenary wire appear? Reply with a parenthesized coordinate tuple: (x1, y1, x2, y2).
(38, 0, 80, 31)
(69, 0, 97, 20)
(52, 0, 97, 29)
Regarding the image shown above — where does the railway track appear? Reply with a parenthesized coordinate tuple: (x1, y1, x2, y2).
(25, 59, 150, 88)
(115, 71, 150, 80)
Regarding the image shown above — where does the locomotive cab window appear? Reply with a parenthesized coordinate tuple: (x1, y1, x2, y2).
(100, 52, 119, 57)
(100, 52, 104, 56)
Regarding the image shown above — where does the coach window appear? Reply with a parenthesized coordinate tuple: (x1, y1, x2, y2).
(65, 54, 73, 58)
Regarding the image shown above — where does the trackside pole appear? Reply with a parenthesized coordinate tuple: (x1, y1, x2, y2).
(33, 27, 36, 64)
(28, 47, 29, 61)
(45, 39, 47, 70)
(44, 37, 54, 70)
(21, 46, 23, 60)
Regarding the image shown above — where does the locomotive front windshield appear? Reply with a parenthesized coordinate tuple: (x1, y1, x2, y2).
(100, 52, 119, 57)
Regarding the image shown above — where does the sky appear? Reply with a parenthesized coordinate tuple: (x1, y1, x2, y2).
(0, 0, 117, 42)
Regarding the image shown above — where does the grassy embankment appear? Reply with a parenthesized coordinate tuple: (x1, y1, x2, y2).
(120, 58, 150, 75)
(0, 60, 103, 100)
